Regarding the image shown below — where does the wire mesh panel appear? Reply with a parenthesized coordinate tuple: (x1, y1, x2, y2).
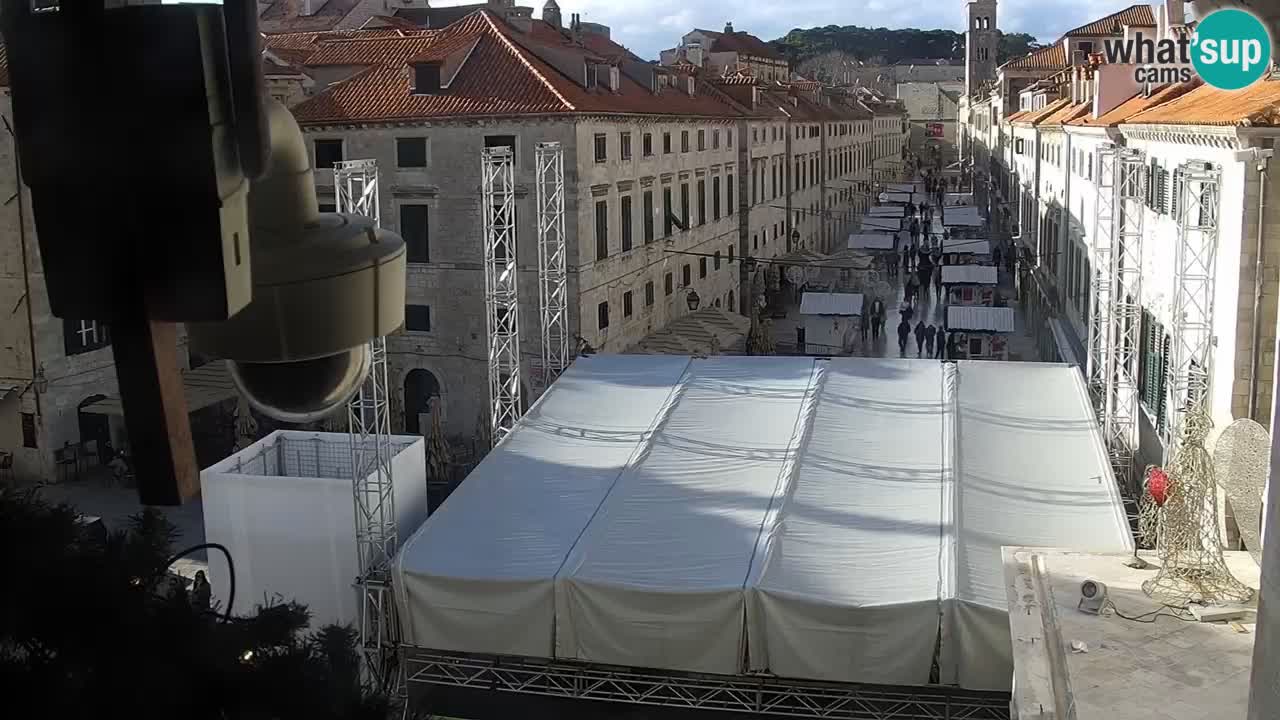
(482, 147, 523, 445)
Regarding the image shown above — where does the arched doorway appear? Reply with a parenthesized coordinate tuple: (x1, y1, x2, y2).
(77, 395, 112, 464)
(403, 369, 441, 435)
(728, 290, 736, 313)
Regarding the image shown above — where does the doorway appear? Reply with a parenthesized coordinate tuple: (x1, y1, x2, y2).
(403, 369, 441, 435)
(77, 396, 112, 465)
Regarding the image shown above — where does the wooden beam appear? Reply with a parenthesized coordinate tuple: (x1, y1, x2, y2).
(111, 317, 199, 506)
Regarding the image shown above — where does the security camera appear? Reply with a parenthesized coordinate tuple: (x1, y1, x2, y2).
(1078, 579, 1108, 614)
(187, 100, 406, 423)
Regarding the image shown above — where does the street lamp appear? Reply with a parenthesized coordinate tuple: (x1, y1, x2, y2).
(686, 290, 701, 311)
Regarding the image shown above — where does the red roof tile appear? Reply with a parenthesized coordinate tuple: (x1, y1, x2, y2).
(1001, 43, 1067, 72)
(709, 31, 785, 61)
(1039, 100, 1090, 127)
(1124, 77, 1280, 127)
(1066, 81, 1200, 126)
(259, 0, 365, 33)
(1064, 4, 1155, 37)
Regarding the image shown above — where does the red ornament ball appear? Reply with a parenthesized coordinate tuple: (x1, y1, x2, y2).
(1147, 467, 1170, 506)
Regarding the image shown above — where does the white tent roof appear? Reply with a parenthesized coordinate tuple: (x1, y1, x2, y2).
(395, 357, 1131, 690)
(848, 233, 897, 250)
(944, 206, 984, 227)
(944, 192, 973, 206)
(942, 265, 999, 285)
(799, 292, 863, 316)
(868, 206, 904, 217)
(948, 306, 1016, 332)
(863, 216, 901, 231)
(885, 182, 920, 193)
(944, 237, 991, 254)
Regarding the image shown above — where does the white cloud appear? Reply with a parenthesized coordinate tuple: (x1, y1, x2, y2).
(429, 0, 1143, 58)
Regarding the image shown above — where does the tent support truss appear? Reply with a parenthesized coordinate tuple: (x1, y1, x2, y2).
(1088, 147, 1116, 433)
(535, 142, 569, 395)
(482, 146, 523, 445)
(334, 159, 402, 700)
(1166, 161, 1221, 461)
(403, 649, 1010, 720)
(1108, 148, 1146, 500)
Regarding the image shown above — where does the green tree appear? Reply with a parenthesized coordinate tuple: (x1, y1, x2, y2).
(0, 488, 389, 719)
(773, 25, 1043, 66)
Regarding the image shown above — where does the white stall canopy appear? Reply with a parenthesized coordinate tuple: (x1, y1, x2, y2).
(848, 233, 897, 251)
(868, 206, 904, 217)
(943, 237, 991, 255)
(863, 216, 902, 231)
(948, 306, 1016, 332)
(800, 292, 863, 316)
(942, 266, 999, 285)
(394, 357, 1131, 691)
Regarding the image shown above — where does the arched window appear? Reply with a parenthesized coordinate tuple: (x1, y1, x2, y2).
(728, 290, 736, 310)
(403, 369, 441, 435)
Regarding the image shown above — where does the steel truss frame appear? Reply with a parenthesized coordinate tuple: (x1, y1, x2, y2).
(534, 142, 569, 396)
(1087, 147, 1117, 424)
(1165, 161, 1221, 460)
(482, 147, 523, 445)
(403, 649, 1009, 720)
(334, 159, 402, 700)
(1109, 148, 1146, 499)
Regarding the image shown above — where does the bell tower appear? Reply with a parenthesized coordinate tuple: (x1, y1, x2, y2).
(965, 0, 998, 97)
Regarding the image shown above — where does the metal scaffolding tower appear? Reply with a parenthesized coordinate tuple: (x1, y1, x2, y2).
(333, 159, 400, 694)
(1088, 147, 1117, 423)
(1166, 161, 1221, 460)
(535, 142, 569, 395)
(482, 147, 522, 445)
(1109, 148, 1147, 498)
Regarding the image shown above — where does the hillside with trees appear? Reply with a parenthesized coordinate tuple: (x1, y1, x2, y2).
(771, 25, 1042, 67)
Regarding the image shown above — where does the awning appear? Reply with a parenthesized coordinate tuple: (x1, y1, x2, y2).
(80, 362, 238, 416)
(947, 306, 1016, 333)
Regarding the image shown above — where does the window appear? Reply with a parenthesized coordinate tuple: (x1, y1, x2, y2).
(21, 412, 36, 449)
(727, 132, 733, 148)
(699, 257, 707, 279)
(1087, 153, 1093, 180)
(645, 281, 655, 307)
(697, 129, 706, 151)
(620, 132, 632, 160)
(623, 291, 633, 318)
(712, 130, 720, 149)
(595, 200, 609, 260)
(697, 180, 707, 226)
(484, 135, 516, 152)
(397, 137, 427, 167)
(621, 196, 633, 252)
(682, 263, 691, 286)
(405, 305, 432, 332)
(643, 133, 653, 156)
(665, 272, 673, 295)
(314, 139, 343, 169)
(714, 250, 721, 270)
(1077, 41, 1095, 54)
(712, 176, 721, 220)
(753, 233, 758, 251)
(726, 174, 734, 214)
(1138, 309, 1170, 432)
(663, 187, 673, 236)
(64, 319, 111, 356)
(400, 204, 430, 263)
(681, 130, 690, 153)
(728, 245, 734, 263)
(643, 190, 655, 242)
(663, 132, 672, 154)
(597, 301, 610, 330)
(680, 183, 690, 229)
(594, 133, 607, 163)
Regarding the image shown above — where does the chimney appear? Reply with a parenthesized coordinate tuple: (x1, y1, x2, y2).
(751, 86, 760, 108)
(724, 21, 734, 34)
(1166, 0, 1185, 27)
(299, 0, 315, 15)
(543, 0, 561, 29)
(570, 13, 581, 43)
(686, 75, 696, 97)
(687, 41, 703, 68)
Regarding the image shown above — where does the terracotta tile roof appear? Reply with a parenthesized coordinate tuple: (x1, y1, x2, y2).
(1001, 43, 1067, 72)
(365, 15, 423, 32)
(259, 0, 365, 33)
(1064, 4, 1155, 37)
(290, 11, 750, 124)
(1039, 100, 1090, 127)
(1009, 97, 1069, 125)
(1067, 81, 1200, 126)
(1124, 77, 1280, 127)
(521, 17, 641, 61)
(708, 31, 785, 61)
(712, 75, 758, 86)
(1004, 109, 1029, 123)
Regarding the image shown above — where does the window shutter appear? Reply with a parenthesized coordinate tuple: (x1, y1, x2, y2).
(1156, 166, 1169, 215)
(1157, 332, 1171, 433)
(1170, 168, 1183, 221)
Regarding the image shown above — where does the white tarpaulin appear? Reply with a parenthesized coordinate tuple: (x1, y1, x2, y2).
(848, 233, 896, 251)
(863, 216, 901, 231)
(394, 357, 1131, 689)
(394, 355, 693, 657)
(868, 206, 904, 217)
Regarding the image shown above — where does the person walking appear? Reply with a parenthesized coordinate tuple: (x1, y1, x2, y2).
(933, 263, 943, 300)
(914, 320, 926, 356)
(925, 324, 937, 357)
(870, 297, 884, 340)
(859, 308, 869, 344)
(936, 329, 946, 359)
(901, 244, 911, 274)
(905, 272, 919, 304)
(897, 318, 911, 356)
(899, 300, 914, 325)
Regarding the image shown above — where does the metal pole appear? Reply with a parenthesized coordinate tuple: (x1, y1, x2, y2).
(1249, 154, 1270, 421)
(1248, 317, 1280, 720)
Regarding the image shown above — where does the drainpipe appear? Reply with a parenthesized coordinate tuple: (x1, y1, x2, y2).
(1248, 148, 1273, 421)
(1248, 314, 1280, 720)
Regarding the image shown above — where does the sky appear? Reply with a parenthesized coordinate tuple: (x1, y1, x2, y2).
(432, 0, 1143, 60)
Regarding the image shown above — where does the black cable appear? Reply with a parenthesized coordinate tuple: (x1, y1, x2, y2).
(1103, 599, 1196, 624)
(160, 542, 236, 623)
